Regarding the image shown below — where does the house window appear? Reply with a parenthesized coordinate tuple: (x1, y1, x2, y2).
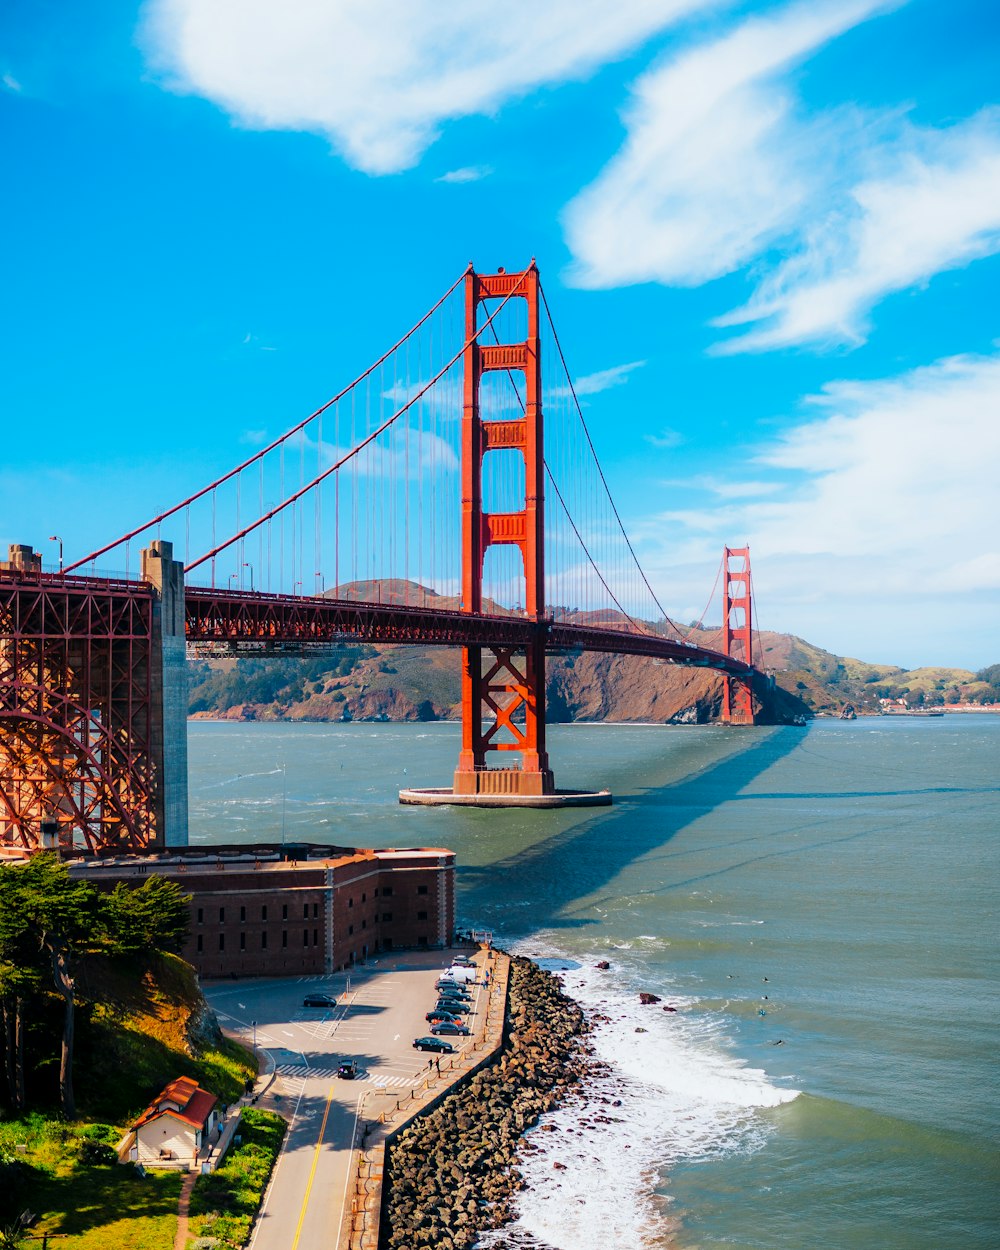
(261, 932, 268, 950)
(382, 886, 393, 897)
(219, 907, 225, 923)
(303, 904, 309, 919)
(262, 905, 268, 921)
(240, 906, 246, 922)
(196, 935, 203, 953)
(313, 928, 319, 945)
(197, 907, 204, 924)
(417, 910, 428, 921)
(282, 931, 288, 949)
(282, 904, 288, 920)
(382, 912, 392, 922)
(313, 903, 319, 918)
(240, 932, 246, 951)
(348, 924, 354, 936)
(361, 892, 366, 903)
(361, 919, 366, 930)
(417, 885, 429, 896)
(303, 930, 309, 947)
(348, 898, 353, 909)
(219, 934, 225, 951)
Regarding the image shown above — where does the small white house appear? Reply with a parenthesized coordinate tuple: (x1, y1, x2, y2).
(122, 1076, 219, 1168)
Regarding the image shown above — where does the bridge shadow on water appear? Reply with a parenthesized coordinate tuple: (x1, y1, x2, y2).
(453, 727, 814, 937)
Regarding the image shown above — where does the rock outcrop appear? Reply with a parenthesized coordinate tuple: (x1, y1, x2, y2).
(381, 957, 590, 1250)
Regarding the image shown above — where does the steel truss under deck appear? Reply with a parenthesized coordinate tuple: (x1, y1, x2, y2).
(0, 573, 156, 853)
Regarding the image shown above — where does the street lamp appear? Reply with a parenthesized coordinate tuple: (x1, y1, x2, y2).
(48, 535, 63, 573)
(243, 562, 255, 592)
(294, 580, 303, 596)
(228, 572, 238, 590)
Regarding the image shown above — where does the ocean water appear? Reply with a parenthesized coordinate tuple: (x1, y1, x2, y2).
(188, 716, 1000, 1248)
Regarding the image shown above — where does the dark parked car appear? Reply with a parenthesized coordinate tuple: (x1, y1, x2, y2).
(436, 984, 471, 1000)
(337, 1059, 359, 1079)
(451, 955, 474, 967)
(431, 1021, 471, 1036)
(436, 998, 470, 1013)
(303, 993, 337, 1008)
(413, 1036, 456, 1053)
(437, 984, 471, 998)
(426, 1009, 462, 1024)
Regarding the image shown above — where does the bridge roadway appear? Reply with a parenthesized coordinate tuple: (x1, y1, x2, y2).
(206, 951, 486, 1250)
(184, 586, 755, 677)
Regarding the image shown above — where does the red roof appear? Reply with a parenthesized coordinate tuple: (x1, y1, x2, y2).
(134, 1075, 218, 1130)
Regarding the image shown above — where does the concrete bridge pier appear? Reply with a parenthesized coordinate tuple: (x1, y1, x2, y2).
(142, 540, 189, 848)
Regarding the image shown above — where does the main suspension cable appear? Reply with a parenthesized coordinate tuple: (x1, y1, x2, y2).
(66, 265, 472, 574)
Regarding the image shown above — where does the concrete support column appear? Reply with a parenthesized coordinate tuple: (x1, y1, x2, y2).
(142, 540, 189, 847)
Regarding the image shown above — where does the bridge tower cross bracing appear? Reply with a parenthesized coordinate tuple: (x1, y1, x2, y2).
(452, 263, 555, 797)
(721, 545, 756, 725)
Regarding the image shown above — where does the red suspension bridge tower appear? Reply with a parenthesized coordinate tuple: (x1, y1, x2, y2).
(452, 264, 555, 799)
(721, 546, 756, 725)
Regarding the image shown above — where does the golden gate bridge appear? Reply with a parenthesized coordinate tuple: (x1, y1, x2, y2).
(0, 262, 765, 855)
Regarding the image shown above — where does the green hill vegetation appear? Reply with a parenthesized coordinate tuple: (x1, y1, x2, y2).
(0, 857, 257, 1249)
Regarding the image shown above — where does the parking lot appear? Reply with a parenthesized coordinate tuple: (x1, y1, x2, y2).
(204, 950, 487, 1250)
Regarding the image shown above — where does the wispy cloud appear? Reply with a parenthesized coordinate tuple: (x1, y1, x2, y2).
(714, 111, 1000, 351)
(564, 0, 1000, 353)
(637, 349, 1000, 662)
(142, 0, 714, 175)
(2, 73, 22, 93)
(436, 166, 493, 184)
(564, 0, 887, 289)
(553, 359, 647, 400)
(644, 428, 684, 450)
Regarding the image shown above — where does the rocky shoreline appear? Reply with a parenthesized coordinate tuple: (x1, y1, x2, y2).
(381, 956, 592, 1250)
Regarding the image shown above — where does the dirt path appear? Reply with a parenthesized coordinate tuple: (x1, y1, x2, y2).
(173, 1171, 197, 1250)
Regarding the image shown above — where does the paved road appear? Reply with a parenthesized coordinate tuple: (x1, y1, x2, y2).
(204, 951, 485, 1250)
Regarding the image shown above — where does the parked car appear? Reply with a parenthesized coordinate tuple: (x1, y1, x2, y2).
(337, 1059, 359, 1079)
(413, 1036, 455, 1053)
(451, 955, 474, 967)
(431, 1021, 471, 1036)
(303, 993, 337, 1008)
(426, 1009, 462, 1023)
(437, 984, 471, 999)
(434, 999, 470, 1014)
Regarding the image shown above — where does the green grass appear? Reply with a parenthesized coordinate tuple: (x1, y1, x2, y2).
(0, 1116, 183, 1249)
(187, 1109, 286, 1248)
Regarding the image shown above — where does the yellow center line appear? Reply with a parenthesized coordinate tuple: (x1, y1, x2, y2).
(290, 1085, 335, 1250)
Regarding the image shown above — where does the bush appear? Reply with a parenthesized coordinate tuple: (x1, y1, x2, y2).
(188, 1109, 286, 1248)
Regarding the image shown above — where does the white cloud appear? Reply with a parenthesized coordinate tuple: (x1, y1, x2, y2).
(2, 73, 22, 93)
(564, 0, 888, 289)
(636, 351, 1000, 664)
(564, 0, 1000, 352)
(141, 0, 713, 175)
(717, 111, 1000, 351)
(436, 166, 492, 184)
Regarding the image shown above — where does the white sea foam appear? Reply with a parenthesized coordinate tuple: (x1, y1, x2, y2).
(478, 943, 799, 1250)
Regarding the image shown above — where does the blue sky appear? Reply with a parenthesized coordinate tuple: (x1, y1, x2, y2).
(2, 0, 998, 669)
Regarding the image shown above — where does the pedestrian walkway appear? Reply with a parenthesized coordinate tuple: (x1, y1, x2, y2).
(275, 1063, 419, 1088)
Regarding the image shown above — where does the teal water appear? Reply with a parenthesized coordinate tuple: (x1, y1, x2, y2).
(188, 716, 1000, 1248)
